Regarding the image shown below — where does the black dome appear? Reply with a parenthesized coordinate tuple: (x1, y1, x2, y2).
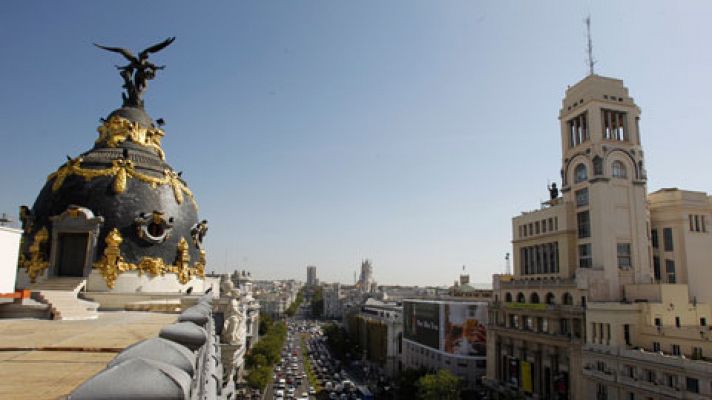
(19, 107, 205, 287)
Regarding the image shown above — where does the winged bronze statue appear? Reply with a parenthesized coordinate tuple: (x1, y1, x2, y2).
(94, 37, 176, 108)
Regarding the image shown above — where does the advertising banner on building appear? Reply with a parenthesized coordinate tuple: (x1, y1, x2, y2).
(403, 301, 440, 349)
(442, 303, 487, 356)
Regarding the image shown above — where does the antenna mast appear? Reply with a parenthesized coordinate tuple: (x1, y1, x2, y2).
(585, 15, 596, 75)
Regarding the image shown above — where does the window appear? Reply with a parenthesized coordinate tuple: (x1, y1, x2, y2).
(623, 365, 635, 378)
(653, 256, 661, 281)
(530, 292, 540, 304)
(692, 347, 703, 360)
(596, 383, 608, 400)
(686, 377, 699, 393)
(545, 292, 555, 305)
(666, 259, 676, 283)
(505, 293, 512, 302)
(517, 293, 525, 303)
(663, 227, 673, 251)
(701, 318, 707, 327)
(577, 211, 591, 238)
(560, 318, 570, 336)
(602, 109, 627, 141)
(624, 324, 631, 346)
(568, 112, 589, 147)
(645, 369, 655, 383)
(574, 163, 588, 183)
(617, 243, 631, 269)
(562, 292, 573, 305)
(611, 161, 627, 178)
(579, 243, 592, 268)
(665, 374, 677, 388)
(672, 344, 681, 356)
(651, 229, 658, 248)
(575, 188, 589, 207)
(535, 221, 540, 234)
(675, 317, 680, 328)
(652, 342, 661, 352)
(655, 318, 662, 327)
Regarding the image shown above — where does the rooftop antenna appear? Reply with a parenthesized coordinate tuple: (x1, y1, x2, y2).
(585, 15, 596, 75)
(505, 252, 511, 275)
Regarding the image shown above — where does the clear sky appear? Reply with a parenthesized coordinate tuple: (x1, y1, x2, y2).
(1, 1, 710, 286)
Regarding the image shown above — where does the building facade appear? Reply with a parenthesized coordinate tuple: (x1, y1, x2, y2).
(485, 74, 712, 400)
(402, 298, 488, 389)
(347, 298, 404, 377)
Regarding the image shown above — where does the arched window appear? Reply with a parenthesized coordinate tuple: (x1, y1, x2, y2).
(574, 164, 588, 183)
(517, 292, 526, 303)
(505, 293, 512, 303)
(562, 292, 573, 305)
(545, 292, 555, 305)
(612, 161, 627, 178)
(530, 292, 540, 304)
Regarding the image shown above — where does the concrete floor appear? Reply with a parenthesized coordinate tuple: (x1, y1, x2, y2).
(0, 311, 177, 399)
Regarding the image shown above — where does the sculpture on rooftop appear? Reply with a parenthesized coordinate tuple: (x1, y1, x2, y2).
(94, 37, 176, 108)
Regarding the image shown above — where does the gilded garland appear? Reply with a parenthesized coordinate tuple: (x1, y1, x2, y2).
(96, 115, 166, 159)
(47, 157, 196, 208)
(93, 228, 205, 288)
(18, 227, 49, 283)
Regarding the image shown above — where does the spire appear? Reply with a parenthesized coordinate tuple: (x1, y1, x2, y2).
(585, 15, 596, 75)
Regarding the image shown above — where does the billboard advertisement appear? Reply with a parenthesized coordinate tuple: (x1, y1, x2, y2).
(404, 301, 440, 349)
(442, 302, 487, 356)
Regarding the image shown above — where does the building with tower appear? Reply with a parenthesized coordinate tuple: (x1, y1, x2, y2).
(357, 259, 377, 293)
(484, 73, 712, 399)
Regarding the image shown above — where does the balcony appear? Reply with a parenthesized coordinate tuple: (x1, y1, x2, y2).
(582, 365, 616, 382)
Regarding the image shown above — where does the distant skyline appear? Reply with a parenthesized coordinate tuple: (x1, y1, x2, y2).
(1, 1, 710, 286)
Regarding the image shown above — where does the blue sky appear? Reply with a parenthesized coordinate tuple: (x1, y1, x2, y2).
(1, 1, 710, 286)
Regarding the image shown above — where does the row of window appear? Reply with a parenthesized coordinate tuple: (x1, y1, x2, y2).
(689, 214, 708, 233)
(506, 314, 582, 337)
(567, 109, 628, 149)
(504, 291, 574, 305)
(619, 363, 704, 393)
(573, 160, 627, 184)
(518, 217, 559, 238)
(520, 242, 560, 275)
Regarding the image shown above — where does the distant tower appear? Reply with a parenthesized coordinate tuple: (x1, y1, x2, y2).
(505, 253, 511, 275)
(306, 265, 317, 287)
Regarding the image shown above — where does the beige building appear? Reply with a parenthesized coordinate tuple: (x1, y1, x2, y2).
(484, 74, 712, 400)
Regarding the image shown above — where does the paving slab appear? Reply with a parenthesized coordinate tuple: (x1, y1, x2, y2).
(0, 311, 177, 399)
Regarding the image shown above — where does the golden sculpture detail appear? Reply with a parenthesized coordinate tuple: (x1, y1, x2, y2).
(19, 227, 49, 283)
(47, 158, 196, 208)
(93, 229, 205, 288)
(96, 115, 166, 160)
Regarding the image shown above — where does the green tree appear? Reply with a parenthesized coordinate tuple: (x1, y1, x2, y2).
(394, 367, 429, 400)
(258, 314, 273, 336)
(245, 365, 272, 389)
(415, 370, 461, 400)
(311, 286, 324, 317)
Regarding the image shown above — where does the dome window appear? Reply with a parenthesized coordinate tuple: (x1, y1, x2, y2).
(135, 211, 174, 244)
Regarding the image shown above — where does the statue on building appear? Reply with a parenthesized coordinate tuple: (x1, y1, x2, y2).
(94, 37, 175, 108)
(220, 274, 241, 298)
(547, 182, 559, 200)
(221, 299, 245, 346)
